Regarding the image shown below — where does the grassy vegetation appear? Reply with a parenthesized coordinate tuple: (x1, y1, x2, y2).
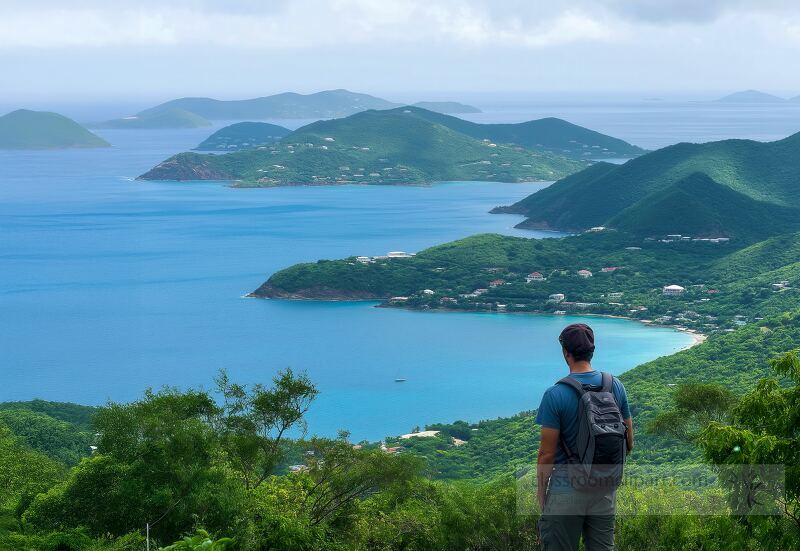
(502, 131, 800, 235)
(139, 108, 587, 185)
(0, 109, 110, 149)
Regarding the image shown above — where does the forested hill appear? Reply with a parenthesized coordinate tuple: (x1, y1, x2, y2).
(0, 109, 110, 149)
(194, 122, 292, 151)
(391, 106, 644, 159)
(495, 131, 800, 236)
(138, 108, 587, 185)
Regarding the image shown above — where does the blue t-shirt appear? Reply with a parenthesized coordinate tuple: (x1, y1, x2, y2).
(535, 370, 631, 466)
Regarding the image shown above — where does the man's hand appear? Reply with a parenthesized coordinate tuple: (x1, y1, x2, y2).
(537, 427, 559, 511)
(624, 417, 634, 455)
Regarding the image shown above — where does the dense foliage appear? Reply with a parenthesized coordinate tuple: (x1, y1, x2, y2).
(260, 229, 800, 335)
(501, 130, 800, 235)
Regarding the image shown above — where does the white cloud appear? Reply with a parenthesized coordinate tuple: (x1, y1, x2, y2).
(0, 1, 624, 50)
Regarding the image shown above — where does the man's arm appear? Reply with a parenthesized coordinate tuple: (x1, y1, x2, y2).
(624, 417, 634, 454)
(537, 427, 559, 511)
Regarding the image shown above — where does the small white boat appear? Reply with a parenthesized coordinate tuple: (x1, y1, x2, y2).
(394, 378, 407, 383)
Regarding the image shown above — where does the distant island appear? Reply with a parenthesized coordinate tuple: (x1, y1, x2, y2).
(0, 109, 110, 149)
(139, 107, 596, 185)
(492, 131, 800, 240)
(91, 108, 212, 129)
(138, 107, 646, 186)
(194, 122, 292, 151)
(101, 89, 482, 129)
(715, 89, 795, 103)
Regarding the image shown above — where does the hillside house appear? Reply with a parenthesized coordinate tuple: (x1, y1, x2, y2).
(399, 430, 440, 439)
(526, 271, 545, 283)
(548, 293, 566, 302)
(489, 279, 506, 287)
(663, 284, 685, 296)
(577, 269, 593, 278)
(587, 226, 606, 232)
(601, 267, 620, 273)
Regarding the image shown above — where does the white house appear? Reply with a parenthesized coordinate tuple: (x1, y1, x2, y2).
(577, 269, 593, 278)
(548, 293, 566, 302)
(663, 285, 685, 296)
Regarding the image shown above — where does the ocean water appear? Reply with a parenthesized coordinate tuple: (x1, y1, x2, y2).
(0, 102, 749, 440)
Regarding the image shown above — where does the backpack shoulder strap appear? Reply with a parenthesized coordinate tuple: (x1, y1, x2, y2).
(556, 376, 585, 397)
(600, 372, 613, 393)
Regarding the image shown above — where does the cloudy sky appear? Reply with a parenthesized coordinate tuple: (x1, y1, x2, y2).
(2, 0, 800, 103)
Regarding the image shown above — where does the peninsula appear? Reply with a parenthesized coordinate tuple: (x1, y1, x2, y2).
(138, 107, 589, 185)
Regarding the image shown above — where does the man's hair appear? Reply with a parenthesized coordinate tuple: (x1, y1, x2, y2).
(569, 348, 594, 362)
(558, 323, 595, 363)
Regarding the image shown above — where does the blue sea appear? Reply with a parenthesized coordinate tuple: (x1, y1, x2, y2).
(6, 97, 794, 440)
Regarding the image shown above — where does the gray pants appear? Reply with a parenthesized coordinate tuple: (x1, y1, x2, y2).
(539, 490, 616, 551)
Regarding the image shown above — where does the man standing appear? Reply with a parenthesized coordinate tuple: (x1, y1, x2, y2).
(536, 323, 633, 551)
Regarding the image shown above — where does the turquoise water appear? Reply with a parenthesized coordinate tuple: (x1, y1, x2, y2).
(0, 125, 694, 440)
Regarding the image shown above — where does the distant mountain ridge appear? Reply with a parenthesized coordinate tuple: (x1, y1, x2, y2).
(715, 89, 799, 103)
(0, 109, 110, 149)
(395, 106, 645, 159)
(134, 89, 481, 121)
(92, 108, 212, 129)
(139, 107, 589, 185)
(495, 131, 800, 240)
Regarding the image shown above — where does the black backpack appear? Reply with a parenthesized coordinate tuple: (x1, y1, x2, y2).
(557, 372, 627, 492)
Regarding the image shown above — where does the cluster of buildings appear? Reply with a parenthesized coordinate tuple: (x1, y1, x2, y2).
(356, 251, 416, 264)
(650, 234, 731, 244)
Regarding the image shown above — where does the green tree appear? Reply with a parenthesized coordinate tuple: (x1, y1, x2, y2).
(215, 369, 318, 490)
(160, 529, 233, 550)
(699, 350, 800, 530)
(648, 383, 737, 441)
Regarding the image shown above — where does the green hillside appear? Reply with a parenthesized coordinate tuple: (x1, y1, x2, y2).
(0, 109, 110, 149)
(194, 121, 292, 151)
(139, 89, 398, 119)
(609, 172, 800, 240)
(257, 227, 800, 334)
(500, 131, 800, 234)
(395, 106, 645, 159)
(139, 108, 586, 185)
(93, 108, 211, 129)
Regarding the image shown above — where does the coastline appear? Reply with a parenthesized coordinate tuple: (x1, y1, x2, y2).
(252, 290, 708, 349)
